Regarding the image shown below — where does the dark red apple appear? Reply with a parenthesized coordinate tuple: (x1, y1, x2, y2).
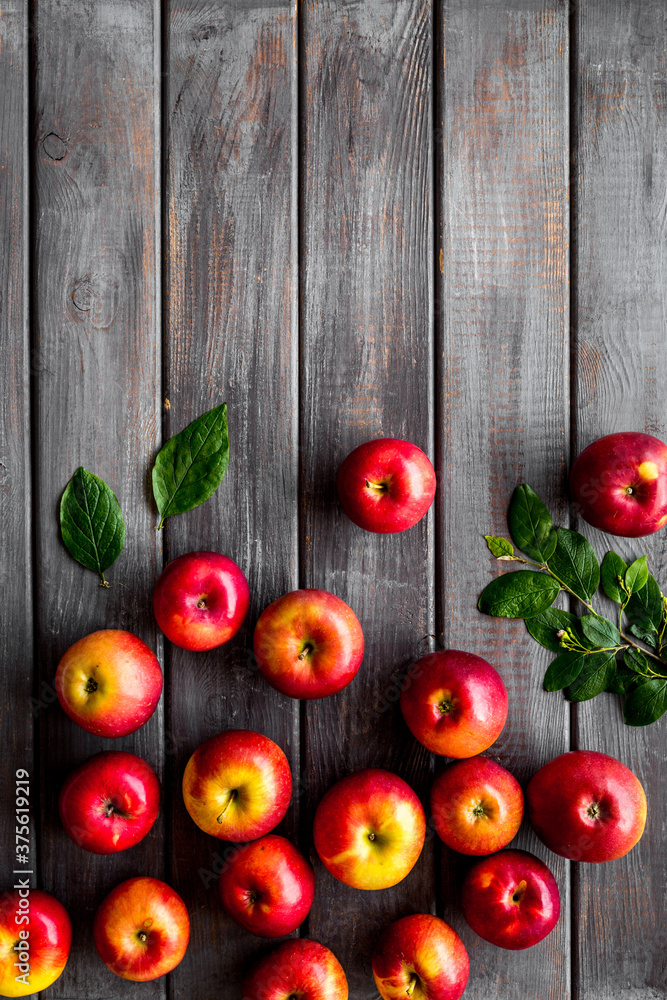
(337, 438, 436, 533)
(430, 756, 524, 855)
(182, 729, 292, 841)
(59, 751, 160, 855)
(55, 630, 163, 738)
(526, 750, 647, 862)
(93, 877, 190, 981)
(313, 769, 425, 890)
(400, 650, 508, 758)
(218, 834, 314, 937)
(253, 589, 364, 699)
(372, 913, 469, 1000)
(0, 889, 72, 996)
(153, 550, 250, 651)
(242, 938, 348, 1000)
(462, 849, 561, 950)
(570, 431, 667, 536)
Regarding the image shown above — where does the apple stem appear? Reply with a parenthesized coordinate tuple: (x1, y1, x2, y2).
(298, 643, 313, 661)
(405, 974, 419, 997)
(217, 789, 238, 823)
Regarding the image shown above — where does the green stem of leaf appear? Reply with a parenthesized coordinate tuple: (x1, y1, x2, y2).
(99, 573, 109, 588)
(543, 565, 597, 614)
(619, 635, 667, 672)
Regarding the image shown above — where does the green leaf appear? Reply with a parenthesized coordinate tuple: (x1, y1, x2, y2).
(623, 647, 652, 676)
(579, 614, 622, 648)
(623, 678, 667, 726)
(484, 536, 514, 558)
(478, 571, 560, 619)
(567, 650, 617, 702)
(547, 527, 600, 601)
(600, 551, 628, 603)
(606, 667, 637, 695)
(624, 555, 649, 595)
(507, 484, 557, 562)
(526, 607, 578, 652)
(627, 623, 659, 649)
(60, 467, 125, 586)
(625, 575, 663, 632)
(152, 403, 229, 529)
(544, 650, 587, 691)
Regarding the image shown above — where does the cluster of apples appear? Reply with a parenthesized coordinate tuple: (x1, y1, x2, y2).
(0, 434, 658, 998)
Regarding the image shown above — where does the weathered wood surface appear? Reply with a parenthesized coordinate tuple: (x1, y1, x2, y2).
(32, 1, 163, 996)
(572, 2, 667, 998)
(0, 1, 33, 892)
(437, 3, 570, 998)
(300, 1, 435, 994)
(163, 2, 298, 997)
(2, 0, 667, 997)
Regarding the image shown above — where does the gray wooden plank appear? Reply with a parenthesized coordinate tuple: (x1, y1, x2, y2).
(300, 1, 435, 994)
(0, 1, 34, 894)
(437, 3, 570, 998)
(163, 3, 298, 997)
(33, 1, 163, 996)
(572, 3, 667, 998)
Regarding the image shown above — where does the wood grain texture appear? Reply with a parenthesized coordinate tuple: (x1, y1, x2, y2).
(572, 2, 667, 998)
(436, 3, 570, 997)
(32, 1, 163, 996)
(300, 1, 434, 994)
(0, 2, 33, 891)
(163, 3, 298, 997)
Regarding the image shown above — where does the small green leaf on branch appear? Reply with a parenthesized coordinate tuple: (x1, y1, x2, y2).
(478, 571, 560, 619)
(547, 527, 600, 601)
(624, 556, 649, 596)
(507, 484, 557, 562)
(600, 551, 628, 603)
(484, 536, 515, 559)
(623, 678, 667, 726)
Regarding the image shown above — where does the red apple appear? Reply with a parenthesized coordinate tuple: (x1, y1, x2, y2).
(182, 729, 292, 841)
(0, 889, 72, 997)
(218, 834, 314, 937)
(58, 751, 160, 855)
(242, 938, 348, 1000)
(526, 750, 647, 862)
(570, 431, 667, 537)
(55, 629, 162, 738)
(153, 550, 250, 651)
(461, 849, 561, 950)
(337, 438, 436, 533)
(253, 589, 364, 699)
(313, 769, 425, 890)
(400, 650, 508, 758)
(372, 913, 469, 1000)
(430, 756, 523, 855)
(93, 877, 189, 981)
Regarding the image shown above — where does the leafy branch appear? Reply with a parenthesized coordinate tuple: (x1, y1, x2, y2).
(480, 485, 667, 727)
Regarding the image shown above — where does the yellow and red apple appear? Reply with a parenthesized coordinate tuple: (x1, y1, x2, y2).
(153, 550, 249, 651)
(218, 834, 315, 937)
(462, 849, 560, 950)
(400, 650, 508, 758)
(526, 750, 646, 862)
(313, 768, 425, 890)
(372, 913, 469, 1000)
(570, 431, 667, 537)
(182, 729, 292, 841)
(55, 629, 163, 738)
(253, 589, 364, 699)
(337, 438, 436, 534)
(59, 751, 160, 855)
(93, 877, 189, 982)
(0, 889, 71, 997)
(242, 938, 348, 1000)
(430, 756, 524, 855)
